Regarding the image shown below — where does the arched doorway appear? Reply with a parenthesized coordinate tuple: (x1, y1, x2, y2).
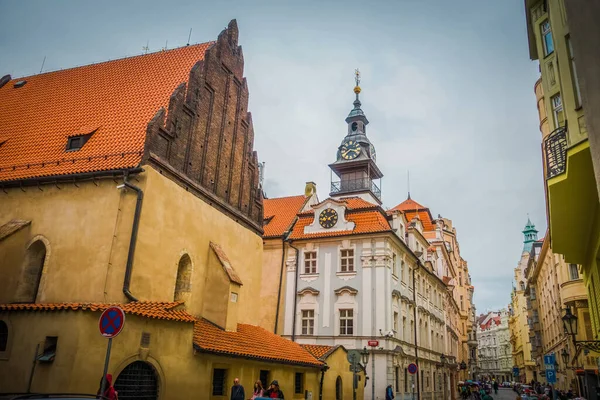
(335, 376, 342, 400)
(114, 361, 158, 400)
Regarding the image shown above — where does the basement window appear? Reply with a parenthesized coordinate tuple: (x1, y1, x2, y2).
(37, 336, 57, 362)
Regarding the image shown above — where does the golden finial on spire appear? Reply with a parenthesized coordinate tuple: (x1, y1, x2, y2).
(354, 68, 361, 94)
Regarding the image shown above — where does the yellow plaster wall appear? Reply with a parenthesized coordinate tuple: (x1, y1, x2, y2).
(0, 178, 135, 304)
(130, 167, 265, 325)
(322, 347, 365, 400)
(261, 240, 287, 334)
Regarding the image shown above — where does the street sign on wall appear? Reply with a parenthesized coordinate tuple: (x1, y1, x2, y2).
(99, 306, 125, 338)
(544, 354, 557, 384)
(368, 340, 379, 347)
(512, 367, 519, 377)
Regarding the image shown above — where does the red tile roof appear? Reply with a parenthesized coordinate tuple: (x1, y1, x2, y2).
(390, 197, 435, 231)
(193, 318, 322, 367)
(0, 43, 213, 182)
(0, 301, 195, 322)
(263, 195, 307, 238)
(289, 209, 392, 240)
(301, 344, 336, 360)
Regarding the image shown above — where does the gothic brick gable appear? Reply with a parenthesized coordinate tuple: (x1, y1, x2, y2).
(143, 20, 263, 234)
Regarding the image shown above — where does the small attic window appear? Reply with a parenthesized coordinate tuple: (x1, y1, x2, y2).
(66, 130, 95, 152)
(13, 80, 27, 88)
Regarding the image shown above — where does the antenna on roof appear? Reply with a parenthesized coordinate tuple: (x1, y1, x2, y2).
(162, 40, 168, 51)
(407, 170, 411, 200)
(39, 56, 46, 74)
(142, 40, 149, 54)
(187, 28, 192, 46)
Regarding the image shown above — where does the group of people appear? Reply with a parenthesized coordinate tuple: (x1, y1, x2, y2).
(458, 380, 498, 400)
(231, 377, 285, 400)
(514, 380, 577, 400)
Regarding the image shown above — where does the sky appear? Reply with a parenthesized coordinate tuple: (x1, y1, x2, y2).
(0, 0, 546, 312)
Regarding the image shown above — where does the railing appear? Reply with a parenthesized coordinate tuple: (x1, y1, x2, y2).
(331, 178, 381, 199)
(544, 126, 568, 179)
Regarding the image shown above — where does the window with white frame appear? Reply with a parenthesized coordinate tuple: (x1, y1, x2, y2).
(551, 94, 564, 128)
(393, 311, 399, 335)
(392, 253, 398, 276)
(339, 309, 354, 335)
(340, 249, 354, 272)
(569, 264, 580, 280)
(301, 310, 314, 335)
(541, 20, 554, 56)
(304, 251, 317, 274)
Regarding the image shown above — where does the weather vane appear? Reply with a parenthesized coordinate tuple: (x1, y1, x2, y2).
(354, 68, 361, 86)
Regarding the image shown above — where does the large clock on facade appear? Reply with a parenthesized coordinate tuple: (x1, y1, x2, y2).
(341, 139, 361, 160)
(319, 208, 338, 228)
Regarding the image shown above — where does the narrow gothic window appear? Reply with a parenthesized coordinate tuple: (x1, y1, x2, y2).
(304, 251, 317, 274)
(340, 249, 354, 272)
(174, 254, 192, 303)
(15, 240, 47, 302)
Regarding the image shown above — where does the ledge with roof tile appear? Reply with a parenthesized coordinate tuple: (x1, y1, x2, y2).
(300, 344, 340, 361)
(193, 318, 323, 368)
(0, 301, 196, 322)
(263, 195, 308, 238)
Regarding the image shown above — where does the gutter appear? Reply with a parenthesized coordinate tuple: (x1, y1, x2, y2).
(120, 171, 144, 302)
(274, 235, 288, 334)
(0, 167, 144, 190)
(318, 364, 330, 400)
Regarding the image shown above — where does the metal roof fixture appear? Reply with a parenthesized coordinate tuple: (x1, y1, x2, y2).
(0, 74, 11, 89)
(13, 80, 27, 88)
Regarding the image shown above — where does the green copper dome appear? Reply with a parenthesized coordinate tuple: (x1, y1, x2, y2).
(522, 217, 538, 252)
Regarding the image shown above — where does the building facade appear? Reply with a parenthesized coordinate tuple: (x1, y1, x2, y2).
(0, 21, 359, 399)
(524, 0, 600, 341)
(476, 310, 512, 383)
(263, 79, 476, 400)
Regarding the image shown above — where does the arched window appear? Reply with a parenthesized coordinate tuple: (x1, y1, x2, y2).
(114, 361, 158, 400)
(174, 254, 192, 303)
(15, 240, 47, 302)
(0, 320, 7, 352)
(335, 376, 343, 400)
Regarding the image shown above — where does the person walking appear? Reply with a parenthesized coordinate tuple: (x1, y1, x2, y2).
(230, 378, 245, 400)
(386, 384, 394, 400)
(264, 380, 285, 399)
(251, 380, 265, 399)
(493, 380, 499, 395)
(97, 374, 118, 400)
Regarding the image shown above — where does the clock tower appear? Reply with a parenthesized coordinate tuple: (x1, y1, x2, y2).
(329, 70, 383, 204)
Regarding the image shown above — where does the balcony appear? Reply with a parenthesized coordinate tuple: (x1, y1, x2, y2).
(544, 127, 567, 179)
(331, 178, 381, 200)
(560, 278, 588, 304)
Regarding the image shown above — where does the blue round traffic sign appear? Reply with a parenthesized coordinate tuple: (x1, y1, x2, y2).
(99, 306, 125, 338)
(408, 363, 418, 374)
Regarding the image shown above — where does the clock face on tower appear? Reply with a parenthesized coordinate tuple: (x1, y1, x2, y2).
(319, 208, 338, 228)
(341, 139, 361, 160)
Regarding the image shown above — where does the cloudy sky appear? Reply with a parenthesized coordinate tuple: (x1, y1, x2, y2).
(0, 0, 545, 312)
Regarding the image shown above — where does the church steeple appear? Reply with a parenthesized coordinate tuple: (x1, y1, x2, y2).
(329, 70, 383, 204)
(522, 217, 538, 252)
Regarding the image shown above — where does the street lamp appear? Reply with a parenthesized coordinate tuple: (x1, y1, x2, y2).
(460, 361, 467, 370)
(560, 348, 569, 366)
(361, 346, 370, 365)
(561, 307, 600, 355)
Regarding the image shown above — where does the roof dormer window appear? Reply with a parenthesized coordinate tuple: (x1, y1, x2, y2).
(66, 130, 95, 152)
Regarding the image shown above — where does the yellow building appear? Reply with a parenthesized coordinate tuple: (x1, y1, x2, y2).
(524, 0, 600, 338)
(0, 20, 358, 399)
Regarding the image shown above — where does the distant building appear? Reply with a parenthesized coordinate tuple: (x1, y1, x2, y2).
(476, 309, 512, 382)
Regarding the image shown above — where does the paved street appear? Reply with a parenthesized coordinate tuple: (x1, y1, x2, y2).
(491, 388, 517, 400)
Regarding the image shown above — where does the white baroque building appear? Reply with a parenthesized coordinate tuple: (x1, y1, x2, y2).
(476, 309, 513, 382)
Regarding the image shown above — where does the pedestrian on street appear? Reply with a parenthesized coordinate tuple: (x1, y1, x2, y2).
(230, 377, 245, 400)
(493, 380, 499, 395)
(251, 380, 265, 399)
(264, 380, 285, 399)
(97, 374, 118, 400)
(386, 384, 394, 400)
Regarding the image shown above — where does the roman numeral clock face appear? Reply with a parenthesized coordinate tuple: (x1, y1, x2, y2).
(341, 140, 361, 160)
(319, 208, 338, 229)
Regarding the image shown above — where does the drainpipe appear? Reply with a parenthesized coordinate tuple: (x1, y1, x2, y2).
(319, 363, 330, 400)
(120, 171, 144, 302)
(274, 236, 288, 334)
(288, 240, 300, 342)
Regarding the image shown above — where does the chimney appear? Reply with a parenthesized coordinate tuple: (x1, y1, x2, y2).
(305, 182, 317, 197)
